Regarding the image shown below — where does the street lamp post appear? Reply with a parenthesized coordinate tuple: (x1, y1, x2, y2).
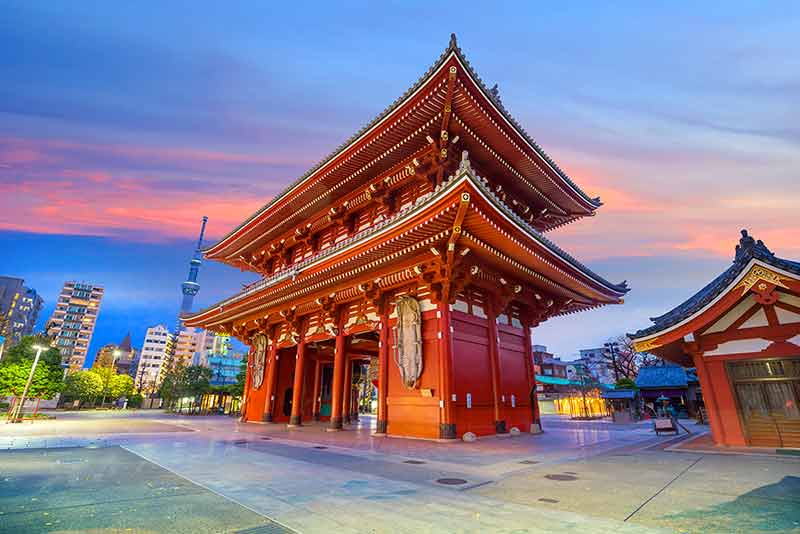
(9, 345, 45, 423)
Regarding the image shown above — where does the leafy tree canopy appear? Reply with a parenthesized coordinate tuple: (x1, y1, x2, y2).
(0, 359, 62, 399)
(1, 335, 62, 370)
(110, 374, 134, 399)
(615, 377, 637, 389)
(63, 370, 103, 402)
(229, 354, 248, 398)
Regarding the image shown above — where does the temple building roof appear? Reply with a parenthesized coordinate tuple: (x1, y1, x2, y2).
(204, 34, 605, 266)
(185, 162, 628, 330)
(630, 229, 800, 343)
(635, 365, 690, 389)
(628, 230, 800, 365)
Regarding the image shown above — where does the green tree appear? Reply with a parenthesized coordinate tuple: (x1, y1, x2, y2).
(110, 374, 134, 399)
(230, 355, 248, 398)
(0, 359, 62, 399)
(63, 371, 104, 407)
(615, 377, 637, 389)
(90, 367, 117, 406)
(0, 336, 63, 414)
(1, 336, 62, 369)
(182, 365, 211, 414)
(159, 361, 186, 410)
(183, 365, 211, 397)
(127, 392, 143, 408)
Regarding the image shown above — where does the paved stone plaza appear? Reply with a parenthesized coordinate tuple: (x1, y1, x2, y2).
(1, 411, 798, 533)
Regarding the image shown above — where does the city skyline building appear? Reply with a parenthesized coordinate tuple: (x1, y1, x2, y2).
(94, 332, 137, 376)
(180, 215, 208, 317)
(135, 324, 170, 392)
(46, 281, 104, 371)
(208, 351, 243, 387)
(574, 347, 616, 385)
(0, 276, 44, 347)
(159, 216, 209, 384)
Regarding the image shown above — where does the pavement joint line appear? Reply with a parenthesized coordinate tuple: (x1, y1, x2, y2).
(623, 455, 704, 522)
(121, 444, 299, 534)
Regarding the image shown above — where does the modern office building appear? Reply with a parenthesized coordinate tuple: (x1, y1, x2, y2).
(46, 281, 104, 371)
(208, 351, 243, 387)
(192, 331, 231, 368)
(0, 276, 44, 346)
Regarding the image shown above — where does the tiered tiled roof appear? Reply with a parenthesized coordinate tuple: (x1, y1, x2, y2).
(631, 230, 800, 339)
(205, 34, 603, 262)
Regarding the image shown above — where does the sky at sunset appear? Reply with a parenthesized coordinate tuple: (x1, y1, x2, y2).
(2, 2, 798, 363)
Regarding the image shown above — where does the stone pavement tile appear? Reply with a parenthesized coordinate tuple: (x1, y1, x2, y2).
(474, 452, 703, 522)
(0, 447, 205, 513)
(668, 454, 800, 501)
(0, 492, 270, 534)
(123, 435, 669, 533)
(0, 418, 192, 437)
(628, 481, 800, 533)
(0, 446, 272, 534)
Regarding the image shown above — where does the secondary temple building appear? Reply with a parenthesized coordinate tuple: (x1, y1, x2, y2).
(631, 231, 800, 449)
(184, 36, 628, 440)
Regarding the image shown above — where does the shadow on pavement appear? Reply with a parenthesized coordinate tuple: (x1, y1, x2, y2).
(657, 476, 800, 533)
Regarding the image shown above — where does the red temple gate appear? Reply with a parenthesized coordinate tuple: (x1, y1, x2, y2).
(184, 35, 627, 440)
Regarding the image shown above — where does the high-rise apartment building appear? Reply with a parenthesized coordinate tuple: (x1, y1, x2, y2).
(135, 324, 170, 393)
(46, 281, 104, 371)
(0, 276, 44, 345)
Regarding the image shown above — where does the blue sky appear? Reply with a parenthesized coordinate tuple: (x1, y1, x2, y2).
(1, 2, 798, 362)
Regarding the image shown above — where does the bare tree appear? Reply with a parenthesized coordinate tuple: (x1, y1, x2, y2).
(603, 335, 661, 381)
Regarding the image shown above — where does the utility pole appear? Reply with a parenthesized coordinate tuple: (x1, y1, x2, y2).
(604, 342, 620, 383)
(9, 345, 45, 423)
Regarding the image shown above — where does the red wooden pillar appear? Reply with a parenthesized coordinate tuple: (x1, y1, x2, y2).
(487, 302, 507, 434)
(523, 321, 540, 429)
(262, 340, 279, 422)
(343, 357, 353, 424)
(288, 340, 306, 426)
(329, 328, 346, 430)
(438, 302, 456, 439)
(312, 359, 322, 421)
(692, 351, 725, 444)
(376, 313, 389, 434)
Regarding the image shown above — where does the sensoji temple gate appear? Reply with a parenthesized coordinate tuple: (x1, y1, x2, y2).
(184, 35, 628, 440)
(631, 231, 800, 449)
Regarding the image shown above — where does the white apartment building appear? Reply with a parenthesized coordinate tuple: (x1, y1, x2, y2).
(135, 324, 171, 392)
(136, 325, 226, 392)
(46, 281, 104, 371)
(577, 347, 616, 385)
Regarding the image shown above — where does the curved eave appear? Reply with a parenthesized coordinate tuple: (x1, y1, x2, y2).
(187, 168, 624, 328)
(204, 36, 601, 262)
(629, 258, 800, 352)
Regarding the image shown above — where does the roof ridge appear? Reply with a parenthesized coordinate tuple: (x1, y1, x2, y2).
(205, 34, 601, 255)
(630, 229, 800, 340)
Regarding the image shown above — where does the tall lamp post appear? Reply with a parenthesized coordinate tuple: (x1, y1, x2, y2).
(10, 344, 45, 423)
